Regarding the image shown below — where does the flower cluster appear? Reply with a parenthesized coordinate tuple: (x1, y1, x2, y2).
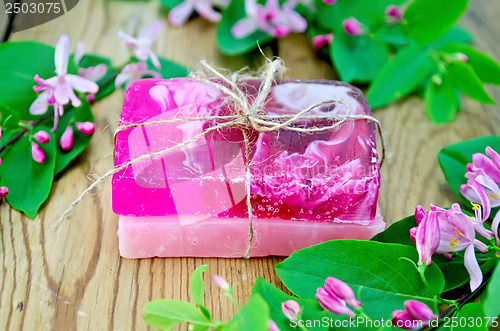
(168, 0, 230, 26)
(116, 20, 163, 89)
(29, 35, 99, 132)
(411, 146, 500, 292)
(315, 277, 361, 318)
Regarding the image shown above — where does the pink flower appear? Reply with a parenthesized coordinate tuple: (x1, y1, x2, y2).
(73, 41, 106, 104)
(385, 5, 402, 25)
(212, 275, 230, 291)
(75, 122, 96, 136)
(118, 20, 163, 69)
(312, 33, 333, 51)
(268, 320, 280, 331)
(411, 204, 487, 291)
(281, 300, 300, 322)
(31, 143, 46, 163)
(115, 62, 161, 90)
(461, 146, 500, 207)
(60, 126, 74, 151)
(392, 300, 437, 330)
(322, 0, 337, 4)
(315, 277, 361, 318)
(0, 186, 8, 197)
(30, 35, 99, 132)
(168, 0, 230, 27)
(34, 130, 50, 144)
(231, 0, 307, 39)
(342, 17, 363, 36)
(414, 209, 440, 266)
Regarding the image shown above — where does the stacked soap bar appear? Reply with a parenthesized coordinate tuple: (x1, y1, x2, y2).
(112, 78, 385, 258)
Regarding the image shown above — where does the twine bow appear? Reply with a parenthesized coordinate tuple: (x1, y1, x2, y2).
(54, 58, 386, 259)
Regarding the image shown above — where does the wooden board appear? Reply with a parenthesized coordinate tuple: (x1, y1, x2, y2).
(1, 0, 499, 330)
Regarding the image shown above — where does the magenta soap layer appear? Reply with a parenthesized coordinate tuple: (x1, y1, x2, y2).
(118, 207, 385, 258)
(112, 78, 384, 258)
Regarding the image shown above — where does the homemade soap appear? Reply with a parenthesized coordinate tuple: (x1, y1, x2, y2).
(112, 78, 385, 258)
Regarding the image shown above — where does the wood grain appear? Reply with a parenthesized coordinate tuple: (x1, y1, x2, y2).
(1, 0, 499, 330)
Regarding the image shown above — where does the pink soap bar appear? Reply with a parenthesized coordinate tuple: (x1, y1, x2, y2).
(112, 78, 385, 258)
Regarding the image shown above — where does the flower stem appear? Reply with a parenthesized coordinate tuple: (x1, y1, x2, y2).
(0, 111, 53, 154)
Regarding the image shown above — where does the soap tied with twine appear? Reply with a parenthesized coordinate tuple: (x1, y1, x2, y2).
(54, 58, 386, 258)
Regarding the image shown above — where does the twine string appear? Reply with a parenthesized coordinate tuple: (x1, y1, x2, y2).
(54, 58, 386, 259)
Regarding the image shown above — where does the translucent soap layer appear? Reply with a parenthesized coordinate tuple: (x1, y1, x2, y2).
(118, 207, 385, 258)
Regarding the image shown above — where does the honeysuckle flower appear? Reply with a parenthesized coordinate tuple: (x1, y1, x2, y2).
(31, 143, 46, 164)
(115, 62, 161, 90)
(342, 17, 363, 36)
(212, 275, 230, 291)
(460, 146, 500, 207)
(73, 40, 107, 103)
(231, 0, 307, 39)
(75, 122, 96, 136)
(316, 287, 355, 318)
(281, 300, 300, 322)
(312, 33, 333, 50)
(168, 0, 230, 26)
(268, 320, 280, 331)
(60, 126, 74, 151)
(324, 277, 361, 309)
(34, 130, 50, 144)
(385, 5, 402, 25)
(0, 186, 8, 197)
(392, 300, 437, 330)
(414, 209, 440, 266)
(30, 35, 99, 132)
(412, 204, 487, 291)
(118, 20, 163, 69)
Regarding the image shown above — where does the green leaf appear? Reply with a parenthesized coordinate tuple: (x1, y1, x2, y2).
(370, 215, 416, 246)
(437, 136, 500, 200)
(0, 104, 21, 130)
(143, 300, 212, 330)
(148, 56, 189, 79)
(446, 61, 495, 104)
(216, 0, 273, 56)
(226, 294, 270, 331)
(453, 303, 487, 331)
(40, 100, 94, 175)
(0, 126, 56, 218)
(158, 0, 182, 10)
(367, 45, 436, 108)
(443, 43, 500, 85)
(0, 41, 77, 120)
(482, 265, 500, 319)
(402, 0, 469, 44)
(251, 278, 329, 331)
(427, 26, 474, 50)
(189, 265, 211, 319)
(331, 33, 390, 83)
(425, 75, 458, 124)
(275, 240, 444, 320)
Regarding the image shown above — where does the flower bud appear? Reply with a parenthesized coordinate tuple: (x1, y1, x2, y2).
(456, 52, 469, 62)
(34, 130, 51, 144)
(315, 288, 354, 318)
(0, 186, 8, 197)
(324, 277, 361, 308)
(212, 275, 230, 291)
(409, 227, 417, 245)
(86, 94, 96, 104)
(391, 310, 416, 330)
(31, 142, 46, 164)
(404, 300, 436, 321)
(281, 300, 301, 322)
(75, 121, 96, 136)
(414, 205, 427, 225)
(385, 5, 403, 25)
(312, 33, 334, 51)
(342, 17, 363, 36)
(60, 126, 74, 151)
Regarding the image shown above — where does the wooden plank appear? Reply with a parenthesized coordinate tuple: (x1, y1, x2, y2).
(1, 0, 500, 330)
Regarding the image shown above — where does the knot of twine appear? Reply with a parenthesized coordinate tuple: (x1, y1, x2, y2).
(54, 58, 386, 259)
